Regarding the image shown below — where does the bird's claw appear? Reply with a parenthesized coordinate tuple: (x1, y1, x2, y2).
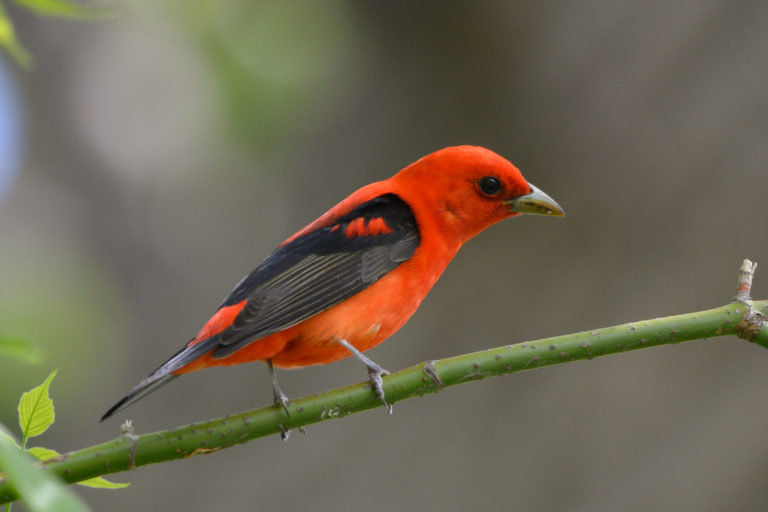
(278, 423, 290, 441)
(368, 365, 392, 414)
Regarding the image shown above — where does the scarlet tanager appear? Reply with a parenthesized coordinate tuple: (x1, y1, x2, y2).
(102, 146, 564, 421)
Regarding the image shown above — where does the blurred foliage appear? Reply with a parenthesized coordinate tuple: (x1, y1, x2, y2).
(0, 431, 88, 512)
(0, 337, 42, 364)
(10, 0, 107, 18)
(17, 371, 128, 490)
(0, 2, 31, 67)
(0, 373, 89, 512)
(0, 371, 127, 511)
(154, 0, 355, 152)
(0, 0, 109, 68)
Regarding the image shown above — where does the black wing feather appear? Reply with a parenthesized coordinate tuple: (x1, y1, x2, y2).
(211, 194, 419, 358)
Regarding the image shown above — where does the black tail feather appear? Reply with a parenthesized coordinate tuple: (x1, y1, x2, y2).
(100, 374, 178, 421)
(100, 336, 219, 421)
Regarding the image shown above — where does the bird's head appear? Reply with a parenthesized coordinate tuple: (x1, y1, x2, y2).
(393, 145, 564, 244)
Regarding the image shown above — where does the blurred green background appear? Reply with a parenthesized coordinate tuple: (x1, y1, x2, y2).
(1, 1, 768, 510)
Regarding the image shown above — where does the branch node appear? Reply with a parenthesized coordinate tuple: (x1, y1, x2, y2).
(735, 303, 767, 342)
(735, 259, 757, 302)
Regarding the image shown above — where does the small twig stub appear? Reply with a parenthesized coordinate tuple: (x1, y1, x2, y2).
(735, 259, 757, 302)
(733, 259, 768, 343)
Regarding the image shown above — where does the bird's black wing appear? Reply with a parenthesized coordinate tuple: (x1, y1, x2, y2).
(210, 193, 419, 358)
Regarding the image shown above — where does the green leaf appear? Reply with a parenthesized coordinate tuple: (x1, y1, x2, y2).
(26, 446, 59, 461)
(9, 0, 112, 20)
(0, 336, 44, 364)
(0, 3, 33, 68)
(0, 426, 88, 512)
(18, 371, 57, 444)
(77, 476, 130, 489)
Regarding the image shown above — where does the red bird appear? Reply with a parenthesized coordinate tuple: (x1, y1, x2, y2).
(102, 146, 564, 422)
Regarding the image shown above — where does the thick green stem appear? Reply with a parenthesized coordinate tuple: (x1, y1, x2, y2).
(1, 299, 767, 504)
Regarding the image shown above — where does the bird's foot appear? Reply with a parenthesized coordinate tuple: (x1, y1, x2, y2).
(267, 359, 292, 440)
(367, 364, 392, 414)
(335, 338, 393, 414)
(272, 391, 292, 441)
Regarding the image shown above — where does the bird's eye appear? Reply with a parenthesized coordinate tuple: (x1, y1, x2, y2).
(479, 177, 502, 196)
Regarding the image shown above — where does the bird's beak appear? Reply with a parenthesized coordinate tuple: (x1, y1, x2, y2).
(504, 183, 565, 217)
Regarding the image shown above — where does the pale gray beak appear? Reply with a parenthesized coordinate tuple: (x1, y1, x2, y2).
(504, 183, 565, 217)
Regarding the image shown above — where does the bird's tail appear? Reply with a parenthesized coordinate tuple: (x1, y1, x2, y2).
(100, 336, 218, 421)
(100, 373, 178, 421)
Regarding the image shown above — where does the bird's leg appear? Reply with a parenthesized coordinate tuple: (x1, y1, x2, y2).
(267, 359, 291, 414)
(267, 359, 291, 440)
(336, 339, 392, 414)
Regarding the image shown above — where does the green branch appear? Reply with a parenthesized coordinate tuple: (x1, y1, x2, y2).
(1, 260, 767, 505)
